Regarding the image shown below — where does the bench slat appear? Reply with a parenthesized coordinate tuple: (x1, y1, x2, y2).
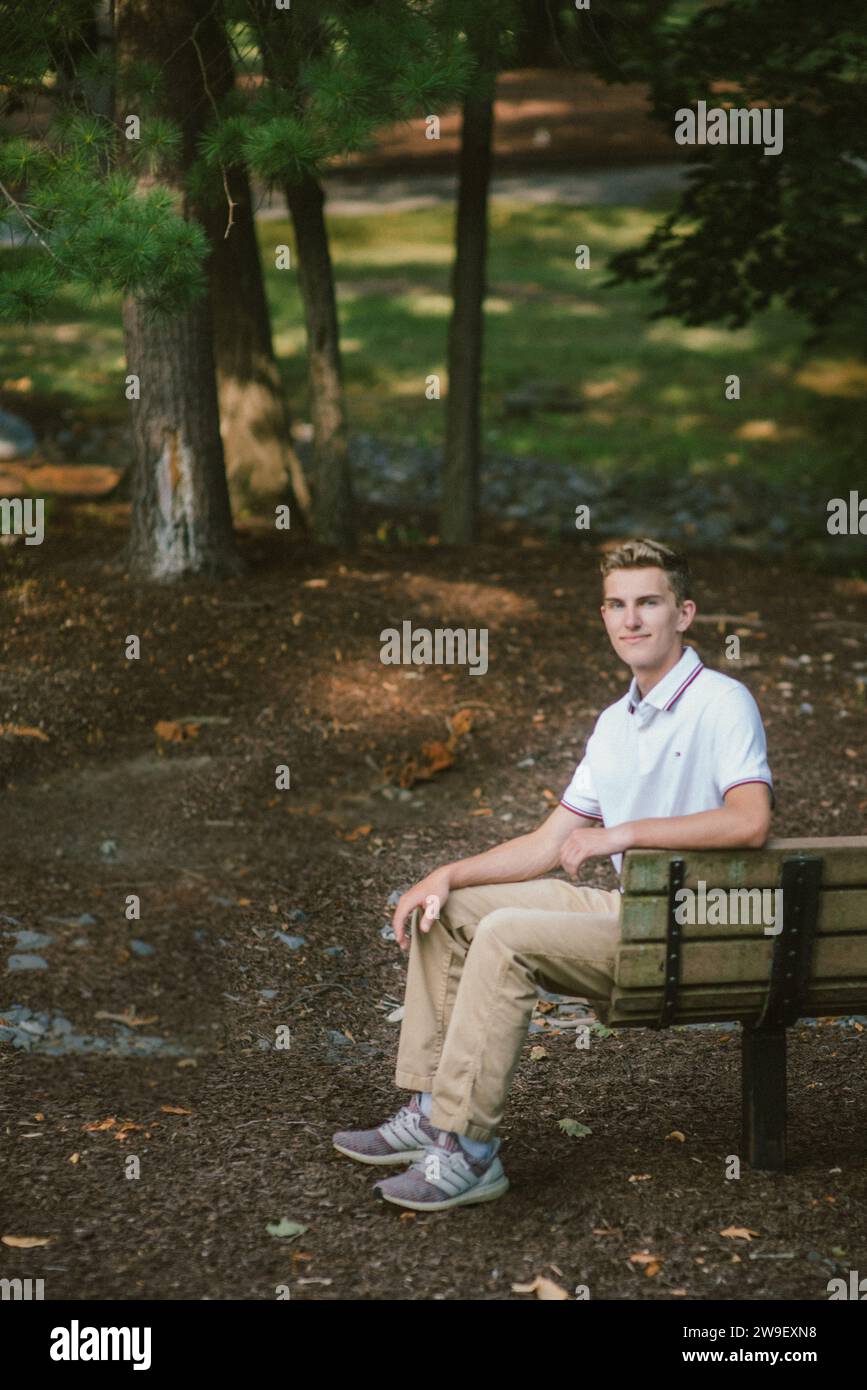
(622, 838, 867, 894)
(604, 977, 867, 1025)
(616, 934, 867, 988)
(620, 888, 867, 941)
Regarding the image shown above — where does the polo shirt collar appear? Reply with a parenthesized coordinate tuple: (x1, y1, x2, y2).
(627, 644, 704, 721)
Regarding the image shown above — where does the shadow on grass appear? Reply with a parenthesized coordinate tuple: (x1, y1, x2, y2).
(1, 204, 865, 495)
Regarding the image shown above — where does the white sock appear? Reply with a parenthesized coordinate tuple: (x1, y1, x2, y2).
(419, 1093, 494, 1159)
(458, 1132, 496, 1161)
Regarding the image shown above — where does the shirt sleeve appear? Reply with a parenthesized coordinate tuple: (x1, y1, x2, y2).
(709, 684, 775, 808)
(560, 739, 603, 821)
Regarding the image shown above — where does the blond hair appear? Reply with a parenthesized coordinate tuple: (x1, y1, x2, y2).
(600, 538, 691, 606)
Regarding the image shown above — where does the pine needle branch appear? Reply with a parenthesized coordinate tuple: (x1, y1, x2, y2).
(0, 177, 60, 261)
(189, 31, 237, 239)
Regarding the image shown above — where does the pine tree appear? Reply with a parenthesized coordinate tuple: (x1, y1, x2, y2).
(2, 1, 312, 525)
(115, 0, 240, 580)
(0, 0, 211, 322)
(186, 9, 312, 519)
(234, 0, 474, 547)
(0, 0, 241, 578)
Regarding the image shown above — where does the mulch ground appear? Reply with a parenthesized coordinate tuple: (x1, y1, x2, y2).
(0, 505, 865, 1301)
(336, 69, 677, 174)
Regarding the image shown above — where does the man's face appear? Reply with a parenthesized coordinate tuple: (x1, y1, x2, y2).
(600, 566, 695, 673)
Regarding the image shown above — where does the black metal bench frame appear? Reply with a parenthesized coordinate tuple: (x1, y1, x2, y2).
(651, 854, 822, 1172)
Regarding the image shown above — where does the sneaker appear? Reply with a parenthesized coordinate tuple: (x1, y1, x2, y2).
(332, 1093, 440, 1166)
(373, 1129, 509, 1211)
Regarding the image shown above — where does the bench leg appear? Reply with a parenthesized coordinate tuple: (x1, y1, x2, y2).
(742, 1024, 787, 1172)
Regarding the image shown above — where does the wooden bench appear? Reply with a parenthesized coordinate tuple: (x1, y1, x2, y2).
(600, 837, 867, 1172)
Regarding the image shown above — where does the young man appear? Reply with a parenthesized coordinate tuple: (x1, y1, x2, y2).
(332, 539, 773, 1212)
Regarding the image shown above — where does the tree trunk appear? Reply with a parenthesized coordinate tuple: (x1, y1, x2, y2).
(284, 171, 355, 547)
(248, 0, 355, 547)
(123, 295, 240, 579)
(115, 0, 240, 580)
(441, 53, 495, 545)
(200, 157, 312, 523)
(188, 7, 312, 524)
(515, 0, 562, 68)
(81, 0, 115, 125)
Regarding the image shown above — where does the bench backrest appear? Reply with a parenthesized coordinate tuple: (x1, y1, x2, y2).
(606, 837, 867, 1028)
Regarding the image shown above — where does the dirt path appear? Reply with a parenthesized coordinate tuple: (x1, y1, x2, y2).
(1, 513, 865, 1300)
(255, 164, 687, 219)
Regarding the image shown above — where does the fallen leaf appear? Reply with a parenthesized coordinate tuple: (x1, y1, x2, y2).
(420, 738, 456, 775)
(69, 1153, 80, 1164)
(628, 1173, 652, 1182)
(449, 709, 474, 737)
(665, 1130, 686, 1142)
(590, 1022, 613, 1038)
(113, 1121, 144, 1137)
(0, 724, 49, 741)
(511, 1275, 570, 1300)
(160, 1106, 192, 1115)
(397, 717, 470, 789)
(530, 1045, 549, 1061)
(592, 1227, 623, 1238)
(2, 1234, 53, 1248)
(81, 1116, 117, 1132)
(344, 824, 372, 840)
(558, 1118, 592, 1138)
(720, 1226, 760, 1241)
(266, 1219, 308, 1239)
(93, 1009, 159, 1027)
(154, 720, 199, 742)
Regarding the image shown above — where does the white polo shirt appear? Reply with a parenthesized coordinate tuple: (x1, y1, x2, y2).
(560, 644, 773, 877)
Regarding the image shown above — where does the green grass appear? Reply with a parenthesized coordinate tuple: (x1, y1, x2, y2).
(2, 200, 864, 492)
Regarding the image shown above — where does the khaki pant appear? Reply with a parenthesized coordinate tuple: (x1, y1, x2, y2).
(394, 878, 623, 1141)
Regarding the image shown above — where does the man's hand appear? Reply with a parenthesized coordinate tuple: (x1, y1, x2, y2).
(559, 824, 630, 879)
(392, 867, 452, 954)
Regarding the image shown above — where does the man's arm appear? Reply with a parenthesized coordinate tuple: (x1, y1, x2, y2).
(391, 805, 579, 951)
(559, 782, 772, 879)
